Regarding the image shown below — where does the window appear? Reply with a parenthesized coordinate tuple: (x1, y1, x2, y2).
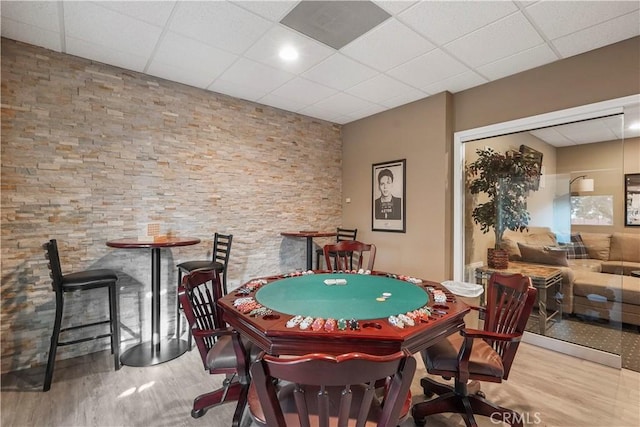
(570, 195, 614, 225)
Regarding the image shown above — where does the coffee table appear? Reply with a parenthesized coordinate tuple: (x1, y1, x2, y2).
(475, 262, 563, 335)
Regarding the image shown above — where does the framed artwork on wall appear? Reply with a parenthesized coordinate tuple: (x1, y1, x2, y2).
(625, 173, 640, 227)
(519, 144, 543, 190)
(372, 159, 406, 233)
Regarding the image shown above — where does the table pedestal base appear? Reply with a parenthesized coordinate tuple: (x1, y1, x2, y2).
(120, 338, 189, 367)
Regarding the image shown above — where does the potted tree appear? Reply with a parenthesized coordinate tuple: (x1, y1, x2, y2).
(467, 147, 541, 269)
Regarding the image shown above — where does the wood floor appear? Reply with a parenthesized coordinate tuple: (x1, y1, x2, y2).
(2, 342, 639, 426)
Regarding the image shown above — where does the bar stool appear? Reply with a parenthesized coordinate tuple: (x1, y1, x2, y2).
(176, 233, 233, 347)
(315, 227, 357, 270)
(43, 239, 120, 391)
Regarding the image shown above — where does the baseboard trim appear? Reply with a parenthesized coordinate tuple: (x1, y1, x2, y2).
(522, 331, 622, 369)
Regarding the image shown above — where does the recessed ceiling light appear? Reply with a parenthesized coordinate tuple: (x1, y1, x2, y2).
(279, 46, 299, 61)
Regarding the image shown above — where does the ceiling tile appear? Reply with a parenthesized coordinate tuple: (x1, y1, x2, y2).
(399, 0, 517, 45)
(552, 12, 640, 58)
(64, 2, 162, 57)
(147, 32, 239, 88)
(374, 0, 418, 15)
(343, 103, 388, 122)
(1, 19, 62, 52)
(477, 44, 558, 80)
(65, 38, 149, 72)
(243, 25, 334, 74)
(525, 0, 640, 40)
(169, 1, 272, 54)
(214, 58, 294, 94)
(380, 90, 429, 110)
(302, 53, 378, 91)
(92, 1, 176, 27)
(346, 74, 423, 104)
(341, 18, 434, 71)
(208, 78, 268, 103)
(311, 92, 380, 117)
(530, 128, 573, 147)
(231, 0, 298, 22)
(268, 77, 337, 105)
(387, 49, 470, 91)
(1, 1, 60, 32)
(297, 105, 345, 123)
(257, 93, 307, 113)
(445, 13, 543, 68)
(421, 71, 487, 95)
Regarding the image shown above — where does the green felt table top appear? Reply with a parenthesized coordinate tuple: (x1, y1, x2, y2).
(255, 273, 429, 320)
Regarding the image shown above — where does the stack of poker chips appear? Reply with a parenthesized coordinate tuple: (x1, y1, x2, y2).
(286, 315, 358, 331)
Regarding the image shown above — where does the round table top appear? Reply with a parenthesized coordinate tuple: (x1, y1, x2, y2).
(255, 273, 429, 320)
(106, 236, 201, 249)
(281, 231, 337, 238)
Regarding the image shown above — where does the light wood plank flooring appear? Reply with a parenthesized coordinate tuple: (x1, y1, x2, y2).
(2, 343, 639, 426)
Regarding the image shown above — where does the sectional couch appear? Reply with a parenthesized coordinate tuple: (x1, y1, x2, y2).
(498, 228, 640, 326)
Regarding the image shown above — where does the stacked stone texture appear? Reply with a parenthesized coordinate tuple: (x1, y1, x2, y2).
(1, 39, 342, 373)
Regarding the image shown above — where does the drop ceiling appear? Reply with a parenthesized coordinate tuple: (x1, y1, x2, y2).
(1, 0, 639, 132)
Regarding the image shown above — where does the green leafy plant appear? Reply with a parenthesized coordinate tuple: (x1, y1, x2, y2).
(467, 147, 540, 249)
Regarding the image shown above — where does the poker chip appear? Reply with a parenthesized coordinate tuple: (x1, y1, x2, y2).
(337, 318, 348, 331)
(349, 318, 360, 330)
(376, 297, 386, 302)
(388, 315, 404, 328)
(286, 315, 303, 328)
(382, 292, 392, 297)
(397, 313, 414, 326)
(324, 318, 337, 332)
(311, 317, 325, 331)
(299, 316, 314, 330)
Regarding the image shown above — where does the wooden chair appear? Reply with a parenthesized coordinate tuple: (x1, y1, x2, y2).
(247, 349, 416, 427)
(412, 272, 537, 427)
(176, 232, 232, 347)
(178, 268, 251, 426)
(323, 240, 376, 271)
(315, 227, 357, 269)
(43, 239, 120, 391)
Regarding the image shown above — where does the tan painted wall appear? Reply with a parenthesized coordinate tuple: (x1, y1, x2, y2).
(341, 93, 452, 280)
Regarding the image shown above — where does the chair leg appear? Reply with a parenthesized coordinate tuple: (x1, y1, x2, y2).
(176, 269, 182, 340)
(43, 295, 64, 392)
(191, 380, 246, 419)
(108, 283, 121, 371)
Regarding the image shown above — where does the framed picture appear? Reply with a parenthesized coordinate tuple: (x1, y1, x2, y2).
(372, 159, 406, 233)
(625, 173, 640, 227)
(519, 144, 543, 190)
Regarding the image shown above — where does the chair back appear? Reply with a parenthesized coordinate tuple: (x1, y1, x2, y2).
(483, 272, 537, 378)
(44, 239, 64, 293)
(212, 233, 233, 294)
(336, 227, 357, 242)
(324, 240, 376, 271)
(250, 349, 415, 427)
(179, 269, 226, 366)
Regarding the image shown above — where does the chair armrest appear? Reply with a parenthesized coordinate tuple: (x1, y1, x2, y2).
(192, 327, 235, 339)
(460, 328, 522, 342)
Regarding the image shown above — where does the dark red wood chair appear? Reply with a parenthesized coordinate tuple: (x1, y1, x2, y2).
(412, 272, 537, 427)
(315, 227, 358, 269)
(323, 240, 376, 271)
(178, 268, 251, 426)
(247, 349, 416, 427)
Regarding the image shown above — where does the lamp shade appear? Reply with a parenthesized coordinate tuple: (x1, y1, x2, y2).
(573, 178, 594, 192)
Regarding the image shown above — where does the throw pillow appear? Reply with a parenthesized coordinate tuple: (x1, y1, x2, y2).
(559, 234, 589, 259)
(517, 242, 569, 266)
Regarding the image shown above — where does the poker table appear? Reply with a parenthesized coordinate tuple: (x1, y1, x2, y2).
(218, 271, 469, 356)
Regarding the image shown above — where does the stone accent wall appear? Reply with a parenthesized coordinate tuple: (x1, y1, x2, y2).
(0, 39, 342, 374)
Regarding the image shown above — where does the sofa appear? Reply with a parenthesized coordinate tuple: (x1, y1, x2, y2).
(498, 228, 640, 326)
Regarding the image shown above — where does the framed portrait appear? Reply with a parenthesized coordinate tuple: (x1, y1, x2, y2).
(372, 159, 406, 233)
(519, 144, 543, 191)
(625, 173, 640, 227)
